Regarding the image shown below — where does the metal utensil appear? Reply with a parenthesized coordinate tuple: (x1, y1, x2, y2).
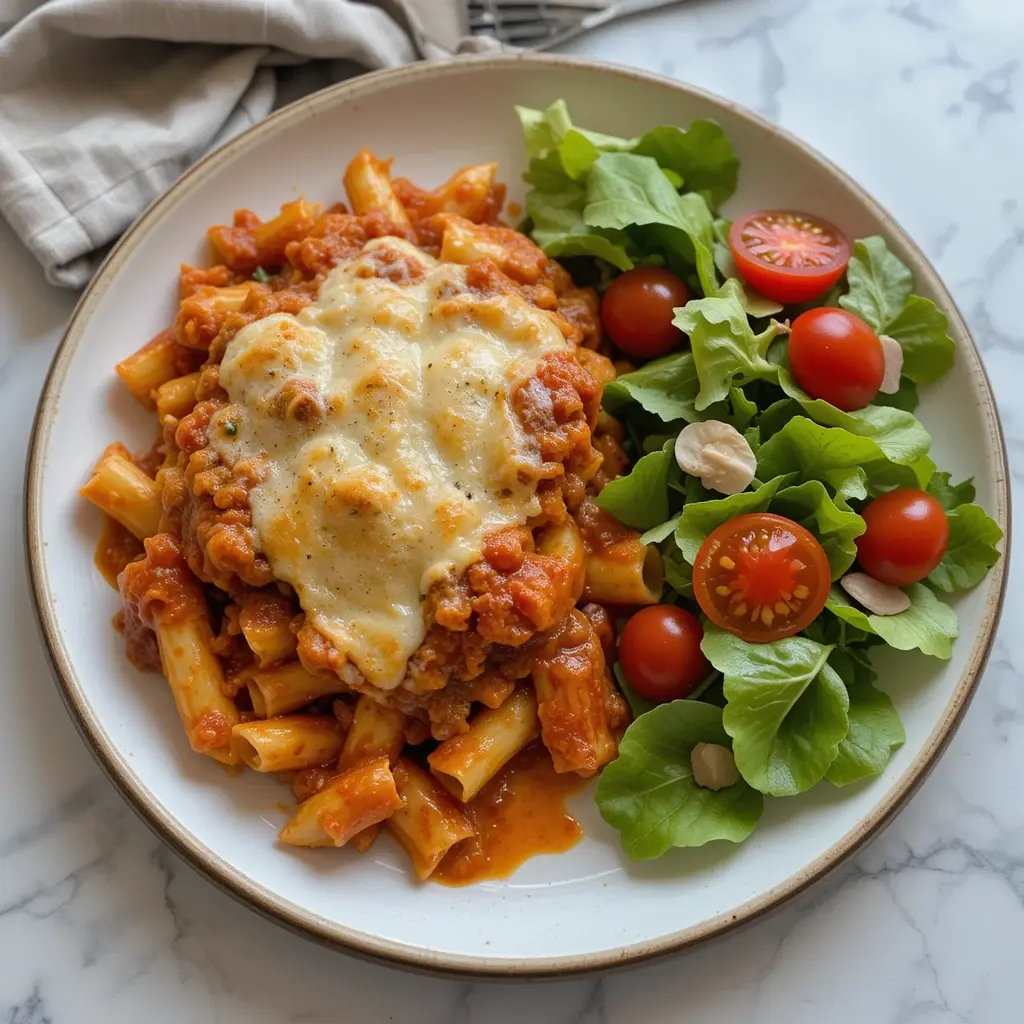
(468, 0, 684, 50)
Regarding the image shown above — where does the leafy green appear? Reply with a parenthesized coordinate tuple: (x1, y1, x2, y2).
(839, 236, 955, 384)
(827, 584, 959, 659)
(632, 119, 739, 209)
(585, 153, 719, 294)
(602, 350, 700, 422)
(777, 367, 932, 475)
(825, 650, 905, 786)
(595, 700, 763, 858)
(927, 472, 976, 510)
(928, 503, 1003, 592)
(251, 266, 271, 284)
(675, 476, 785, 563)
(703, 630, 850, 797)
(662, 541, 694, 599)
(595, 446, 672, 530)
(873, 377, 920, 413)
(885, 296, 956, 383)
(515, 100, 635, 160)
(839, 236, 912, 329)
(673, 280, 787, 410)
(772, 480, 865, 579)
(613, 662, 657, 718)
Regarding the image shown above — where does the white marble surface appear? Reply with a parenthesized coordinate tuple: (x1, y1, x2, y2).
(2, 0, 1022, 1019)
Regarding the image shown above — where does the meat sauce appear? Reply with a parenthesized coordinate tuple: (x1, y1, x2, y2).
(433, 743, 588, 886)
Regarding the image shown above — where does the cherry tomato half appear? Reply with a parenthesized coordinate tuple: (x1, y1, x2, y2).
(788, 307, 885, 411)
(600, 266, 691, 358)
(856, 489, 949, 587)
(618, 605, 708, 703)
(693, 513, 831, 642)
(729, 210, 851, 304)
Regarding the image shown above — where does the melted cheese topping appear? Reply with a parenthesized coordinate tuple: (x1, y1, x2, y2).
(212, 238, 568, 689)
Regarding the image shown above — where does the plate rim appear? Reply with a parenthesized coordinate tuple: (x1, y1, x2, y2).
(24, 52, 1011, 978)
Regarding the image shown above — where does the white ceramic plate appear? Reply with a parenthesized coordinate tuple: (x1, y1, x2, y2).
(27, 56, 1009, 976)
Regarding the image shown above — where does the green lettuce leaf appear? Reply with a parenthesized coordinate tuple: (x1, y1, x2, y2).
(675, 476, 785, 563)
(595, 446, 672, 530)
(673, 280, 787, 410)
(632, 119, 739, 209)
(839, 236, 955, 384)
(885, 295, 956, 384)
(825, 650, 905, 786)
(873, 377, 920, 413)
(515, 100, 636, 160)
(928, 503, 1003, 592)
(602, 350, 700, 422)
(584, 153, 718, 294)
(703, 630, 849, 797)
(927, 472, 976, 510)
(595, 700, 763, 859)
(662, 540, 694, 599)
(826, 584, 958, 659)
(839, 236, 912, 330)
(771, 480, 865, 579)
(777, 367, 932, 475)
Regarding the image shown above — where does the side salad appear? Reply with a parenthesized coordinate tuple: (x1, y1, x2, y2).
(516, 100, 1003, 860)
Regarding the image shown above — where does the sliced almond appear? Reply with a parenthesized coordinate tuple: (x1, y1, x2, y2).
(674, 420, 756, 496)
(690, 742, 740, 791)
(879, 334, 904, 395)
(840, 571, 911, 616)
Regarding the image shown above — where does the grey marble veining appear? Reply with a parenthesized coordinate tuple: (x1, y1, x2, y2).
(2, 0, 1022, 1020)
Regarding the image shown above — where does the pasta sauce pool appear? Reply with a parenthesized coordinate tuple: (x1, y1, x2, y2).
(432, 743, 588, 886)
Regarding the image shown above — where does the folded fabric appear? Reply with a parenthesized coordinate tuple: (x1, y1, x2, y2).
(0, 0, 497, 288)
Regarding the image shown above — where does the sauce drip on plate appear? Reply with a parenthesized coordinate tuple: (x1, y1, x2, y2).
(433, 742, 587, 886)
(94, 514, 143, 589)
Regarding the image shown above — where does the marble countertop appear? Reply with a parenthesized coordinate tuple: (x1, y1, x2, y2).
(3, 0, 1022, 1020)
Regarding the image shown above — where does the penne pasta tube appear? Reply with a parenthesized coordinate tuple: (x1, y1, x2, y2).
(338, 695, 407, 771)
(582, 536, 663, 606)
(246, 661, 343, 718)
(238, 590, 297, 668)
(387, 758, 474, 880)
(536, 519, 587, 606)
(154, 372, 201, 422)
(437, 216, 546, 284)
(175, 283, 252, 349)
(343, 149, 410, 225)
(116, 329, 185, 406)
(530, 609, 618, 777)
(428, 687, 539, 803)
(80, 448, 162, 541)
(279, 755, 402, 848)
(232, 715, 342, 773)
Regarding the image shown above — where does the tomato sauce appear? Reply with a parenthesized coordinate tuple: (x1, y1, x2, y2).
(432, 743, 587, 886)
(93, 514, 143, 589)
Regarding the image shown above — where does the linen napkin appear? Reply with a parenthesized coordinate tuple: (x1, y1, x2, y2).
(0, 0, 498, 288)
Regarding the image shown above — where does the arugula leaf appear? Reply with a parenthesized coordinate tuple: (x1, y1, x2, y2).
(673, 280, 787, 410)
(825, 650, 905, 786)
(772, 479, 865, 579)
(675, 476, 785, 563)
(640, 517, 679, 545)
(839, 236, 913, 330)
(703, 630, 850, 797)
(885, 295, 956, 384)
(777, 367, 932, 475)
(928, 503, 1002, 592)
(602, 350, 700, 422)
(662, 541, 694, 599)
(632, 119, 739, 209)
(927, 472, 976, 510)
(595, 446, 672, 530)
(595, 700, 763, 858)
(584, 154, 719, 294)
(827, 584, 959, 659)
